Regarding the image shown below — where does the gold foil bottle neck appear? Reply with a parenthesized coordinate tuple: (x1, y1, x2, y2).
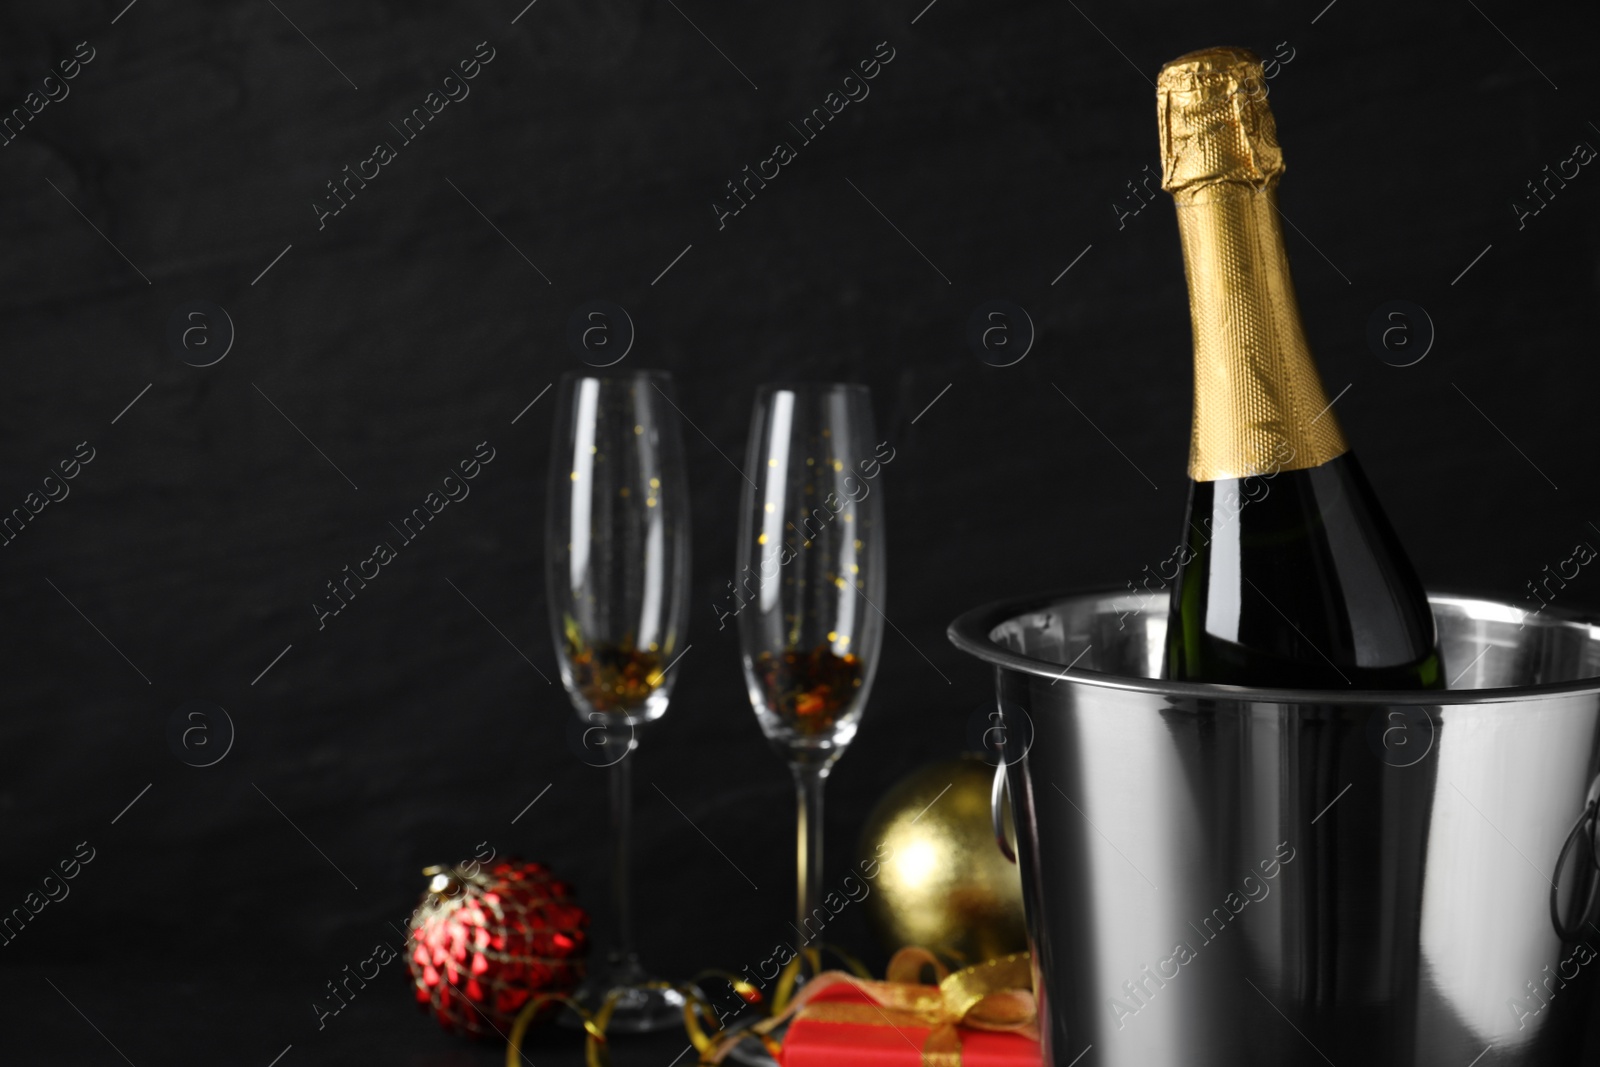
(1158, 47, 1284, 204)
(1157, 46, 1347, 481)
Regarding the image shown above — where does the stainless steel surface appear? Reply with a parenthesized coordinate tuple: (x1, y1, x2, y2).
(949, 590, 1600, 1066)
(1549, 773, 1600, 944)
(993, 758, 1017, 864)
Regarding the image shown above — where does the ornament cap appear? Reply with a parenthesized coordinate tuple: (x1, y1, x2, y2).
(423, 865, 462, 898)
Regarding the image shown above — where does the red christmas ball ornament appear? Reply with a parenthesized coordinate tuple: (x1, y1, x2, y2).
(407, 859, 589, 1037)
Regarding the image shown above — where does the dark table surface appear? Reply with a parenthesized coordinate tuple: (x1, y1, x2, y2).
(15, 964, 705, 1066)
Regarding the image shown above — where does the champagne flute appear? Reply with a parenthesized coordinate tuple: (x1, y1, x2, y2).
(545, 370, 690, 1031)
(736, 383, 886, 976)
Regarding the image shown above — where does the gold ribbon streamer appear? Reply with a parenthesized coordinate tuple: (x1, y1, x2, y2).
(503, 946, 1029, 1067)
(683, 969, 777, 1062)
(505, 989, 613, 1067)
(506, 970, 767, 1067)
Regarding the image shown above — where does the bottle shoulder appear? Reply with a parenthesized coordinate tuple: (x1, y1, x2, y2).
(1166, 453, 1440, 686)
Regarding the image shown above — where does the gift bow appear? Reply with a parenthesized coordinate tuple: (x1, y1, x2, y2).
(710, 948, 1038, 1067)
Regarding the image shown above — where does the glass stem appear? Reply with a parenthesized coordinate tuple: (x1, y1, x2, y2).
(792, 762, 828, 961)
(610, 749, 635, 963)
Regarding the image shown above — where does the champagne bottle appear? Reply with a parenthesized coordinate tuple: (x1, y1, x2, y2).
(1158, 47, 1441, 688)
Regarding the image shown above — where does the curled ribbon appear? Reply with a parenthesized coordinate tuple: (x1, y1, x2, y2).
(684, 944, 870, 1062)
(505, 990, 610, 1067)
(506, 969, 767, 1067)
(504, 947, 1033, 1067)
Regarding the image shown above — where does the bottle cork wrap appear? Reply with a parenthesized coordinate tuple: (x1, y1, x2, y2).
(1158, 47, 1347, 481)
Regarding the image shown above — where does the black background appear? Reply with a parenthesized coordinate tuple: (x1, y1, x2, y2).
(3, 0, 1598, 1064)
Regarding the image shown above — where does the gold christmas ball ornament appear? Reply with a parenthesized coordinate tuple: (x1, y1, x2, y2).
(859, 754, 1027, 967)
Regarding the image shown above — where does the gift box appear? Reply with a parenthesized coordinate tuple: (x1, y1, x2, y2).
(777, 951, 1043, 1067)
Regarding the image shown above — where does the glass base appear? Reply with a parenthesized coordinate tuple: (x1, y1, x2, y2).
(722, 1013, 784, 1067)
(561, 953, 686, 1034)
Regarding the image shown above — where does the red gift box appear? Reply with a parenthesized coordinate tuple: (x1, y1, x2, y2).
(776, 952, 1043, 1067)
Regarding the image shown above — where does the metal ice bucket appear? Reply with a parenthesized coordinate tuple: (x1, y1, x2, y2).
(948, 590, 1600, 1067)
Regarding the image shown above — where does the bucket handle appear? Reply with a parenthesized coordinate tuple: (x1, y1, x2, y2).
(992, 759, 1017, 864)
(1550, 773, 1600, 943)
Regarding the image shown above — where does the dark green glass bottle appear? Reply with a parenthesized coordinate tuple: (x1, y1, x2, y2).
(1157, 47, 1441, 688)
(1167, 455, 1442, 688)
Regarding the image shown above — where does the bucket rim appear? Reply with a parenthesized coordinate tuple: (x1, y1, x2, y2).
(946, 587, 1600, 705)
